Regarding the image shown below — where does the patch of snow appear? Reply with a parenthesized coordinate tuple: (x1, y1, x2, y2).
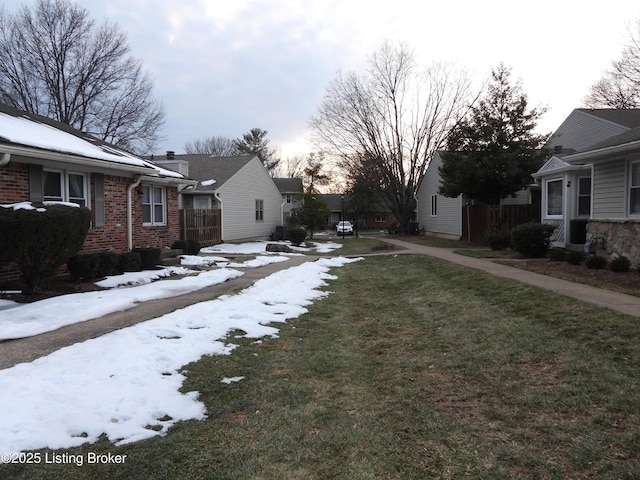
(220, 376, 245, 384)
(95, 266, 194, 288)
(0, 268, 243, 341)
(200, 179, 216, 186)
(0, 256, 363, 453)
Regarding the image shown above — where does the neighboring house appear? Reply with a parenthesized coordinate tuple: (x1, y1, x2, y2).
(273, 177, 303, 224)
(417, 151, 464, 239)
(533, 108, 640, 255)
(317, 193, 397, 231)
(0, 103, 192, 284)
(155, 153, 283, 242)
(419, 108, 640, 242)
(536, 126, 640, 263)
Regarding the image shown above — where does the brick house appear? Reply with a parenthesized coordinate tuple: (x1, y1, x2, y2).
(0, 103, 195, 285)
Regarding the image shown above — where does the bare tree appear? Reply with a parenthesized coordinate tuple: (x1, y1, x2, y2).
(585, 19, 640, 108)
(0, 0, 165, 154)
(272, 153, 307, 178)
(309, 41, 475, 233)
(184, 136, 238, 155)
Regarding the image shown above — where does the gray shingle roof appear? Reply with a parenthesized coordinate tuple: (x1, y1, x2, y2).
(166, 154, 255, 191)
(273, 177, 303, 194)
(577, 108, 640, 129)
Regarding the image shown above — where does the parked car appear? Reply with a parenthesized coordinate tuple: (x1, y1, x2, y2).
(336, 221, 354, 235)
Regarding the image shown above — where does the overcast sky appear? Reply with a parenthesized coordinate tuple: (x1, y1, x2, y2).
(11, 0, 640, 158)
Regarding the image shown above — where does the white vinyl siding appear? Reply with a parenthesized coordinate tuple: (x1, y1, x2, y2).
(217, 158, 283, 241)
(417, 152, 462, 238)
(592, 159, 626, 219)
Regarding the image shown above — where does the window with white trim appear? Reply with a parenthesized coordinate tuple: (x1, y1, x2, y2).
(255, 199, 264, 221)
(43, 169, 88, 206)
(142, 185, 166, 225)
(577, 176, 591, 217)
(545, 178, 563, 217)
(631, 161, 640, 215)
(430, 194, 437, 216)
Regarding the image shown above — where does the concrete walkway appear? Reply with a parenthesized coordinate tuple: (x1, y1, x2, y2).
(380, 237, 640, 318)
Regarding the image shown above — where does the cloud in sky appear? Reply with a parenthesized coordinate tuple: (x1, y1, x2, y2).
(9, 0, 640, 157)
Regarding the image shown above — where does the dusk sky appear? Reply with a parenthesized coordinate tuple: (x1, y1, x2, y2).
(9, 0, 640, 158)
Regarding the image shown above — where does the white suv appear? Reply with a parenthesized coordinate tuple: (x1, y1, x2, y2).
(336, 221, 353, 235)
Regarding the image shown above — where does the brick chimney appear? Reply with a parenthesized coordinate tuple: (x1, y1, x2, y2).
(166, 150, 175, 160)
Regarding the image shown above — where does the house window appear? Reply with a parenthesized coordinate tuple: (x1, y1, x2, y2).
(631, 161, 640, 215)
(193, 196, 211, 209)
(142, 185, 165, 225)
(577, 176, 591, 217)
(255, 199, 264, 221)
(374, 216, 386, 223)
(43, 170, 87, 206)
(286, 194, 293, 204)
(430, 194, 437, 216)
(546, 178, 563, 217)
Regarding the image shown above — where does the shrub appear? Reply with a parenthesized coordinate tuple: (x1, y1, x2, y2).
(287, 227, 307, 246)
(97, 251, 119, 277)
(0, 203, 91, 294)
(609, 255, 631, 273)
(487, 231, 511, 251)
(549, 248, 566, 262)
(510, 223, 555, 258)
(118, 251, 142, 272)
(132, 247, 162, 269)
(67, 253, 100, 282)
(171, 239, 201, 255)
(185, 239, 201, 255)
(565, 251, 586, 265)
(585, 255, 608, 270)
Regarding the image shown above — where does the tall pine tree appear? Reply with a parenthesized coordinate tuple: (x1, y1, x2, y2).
(438, 64, 549, 205)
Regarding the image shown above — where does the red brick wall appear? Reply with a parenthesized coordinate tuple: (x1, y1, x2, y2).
(0, 162, 181, 286)
(0, 162, 29, 203)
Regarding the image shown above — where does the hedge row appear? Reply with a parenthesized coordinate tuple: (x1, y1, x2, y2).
(0, 203, 91, 294)
(67, 247, 162, 282)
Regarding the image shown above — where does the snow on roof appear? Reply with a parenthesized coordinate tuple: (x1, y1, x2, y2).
(0, 112, 183, 179)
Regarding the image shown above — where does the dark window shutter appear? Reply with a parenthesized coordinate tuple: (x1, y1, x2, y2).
(94, 173, 105, 227)
(29, 164, 43, 202)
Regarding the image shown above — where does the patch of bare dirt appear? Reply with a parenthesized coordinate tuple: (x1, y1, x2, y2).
(479, 248, 640, 296)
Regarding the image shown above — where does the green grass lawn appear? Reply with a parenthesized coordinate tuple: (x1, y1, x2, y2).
(3, 255, 640, 479)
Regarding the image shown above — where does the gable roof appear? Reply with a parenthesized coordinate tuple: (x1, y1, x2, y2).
(0, 102, 184, 180)
(273, 177, 303, 194)
(575, 108, 640, 129)
(165, 154, 256, 192)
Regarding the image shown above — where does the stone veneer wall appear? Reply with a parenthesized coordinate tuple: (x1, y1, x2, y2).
(587, 219, 640, 265)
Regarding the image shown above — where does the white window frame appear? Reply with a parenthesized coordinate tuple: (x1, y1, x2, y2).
(576, 176, 591, 217)
(43, 169, 89, 207)
(430, 194, 438, 217)
(544, 177, 563, 219)
(630, 161, 640, 216)
(142, 185, 166, 226)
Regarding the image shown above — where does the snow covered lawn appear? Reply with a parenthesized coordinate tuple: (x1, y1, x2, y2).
(0, 256, 361, 455)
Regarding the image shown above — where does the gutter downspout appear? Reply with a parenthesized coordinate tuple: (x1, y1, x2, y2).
(127, 175, 143, 251)
(214, 191, 224, 242)
(0, 153, 10, 166)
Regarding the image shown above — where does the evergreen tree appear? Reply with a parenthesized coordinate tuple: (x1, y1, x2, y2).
(233, 128, 280, 173)
(438, 64, 549, 205)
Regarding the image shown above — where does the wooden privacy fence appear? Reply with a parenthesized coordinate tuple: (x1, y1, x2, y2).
(180, 209, 221, 247)
(462, 204, 541, 244)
